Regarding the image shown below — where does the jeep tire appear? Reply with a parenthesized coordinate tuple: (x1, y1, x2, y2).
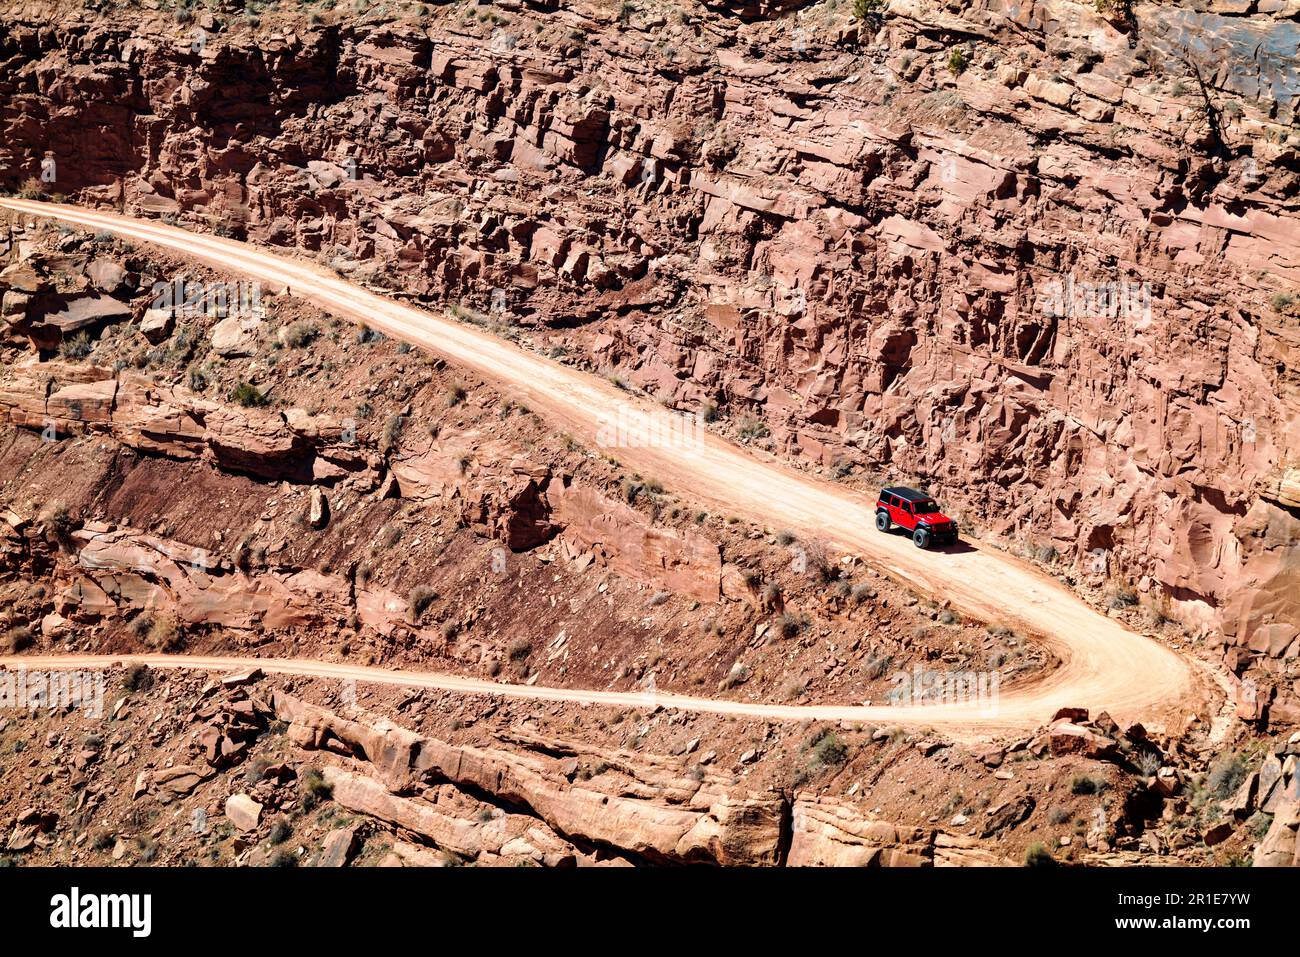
(875, 511, 890, 532)
(913, 528, 930, 549)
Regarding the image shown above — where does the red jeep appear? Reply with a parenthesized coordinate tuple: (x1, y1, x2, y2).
(875, 486, 958, 549)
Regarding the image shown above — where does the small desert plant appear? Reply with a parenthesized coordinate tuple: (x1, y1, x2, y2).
(146, 613, 183, 651)
(810, 731, 848, 767)
(283, 320, 319, 348)
(948, 47, 969, 76)
(737, 416, 770, 441)
(408, 585, 438, 620)
(231, 381, 269, 407)
(58, 331, 93, 359)
(778, 612, 804, 639)
(1071, 774, 1105, 796)
(1207, 752, 1248, 800)
(507, 638, 532, 662)
(380, 414, 405, 456)
(122, 663, 153, 692)
(1108, 587, 1138, 609)
(1024, 842, 1056, 867)
(300, 770, 333, 811)
(2, 625, 34, 654)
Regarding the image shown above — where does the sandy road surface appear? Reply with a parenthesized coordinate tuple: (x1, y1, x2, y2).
(0, 198, 1206, 735)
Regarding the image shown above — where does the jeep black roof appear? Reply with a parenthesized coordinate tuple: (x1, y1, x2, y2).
(880, 486, 933, 503)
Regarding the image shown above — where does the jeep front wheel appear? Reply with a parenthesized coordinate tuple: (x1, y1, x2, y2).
(913, 528, 930, 549)
(875, 511, 890, 532)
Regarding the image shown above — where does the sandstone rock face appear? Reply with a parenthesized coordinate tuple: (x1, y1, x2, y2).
(1, 5, 1299, 708)
(551, 482, 721, 602)
(788, 794, 936, 867)
(0, 360, 375, 484)
(273, 693, 1008, 867)
(278, 693, 784, 865)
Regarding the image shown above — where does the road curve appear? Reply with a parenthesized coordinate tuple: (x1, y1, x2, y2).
(0, 198, 1205, 735)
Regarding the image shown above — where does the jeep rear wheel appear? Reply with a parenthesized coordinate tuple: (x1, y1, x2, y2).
(875, 511, 890, 532)
(913, 528, 930, 549)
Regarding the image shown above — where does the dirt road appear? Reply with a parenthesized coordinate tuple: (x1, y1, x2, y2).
(0, 198, 1207, 734)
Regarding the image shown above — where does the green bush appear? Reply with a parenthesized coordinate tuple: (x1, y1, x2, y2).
(1207, 752, 1248, 800)
(1024, 842, 1056, 867)
(810, 731, 848, 767)
(231, 381, 269, 407)
(58, 331, 94, 359)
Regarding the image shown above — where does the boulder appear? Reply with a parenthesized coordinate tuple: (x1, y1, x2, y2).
(224, 793, 263, 832)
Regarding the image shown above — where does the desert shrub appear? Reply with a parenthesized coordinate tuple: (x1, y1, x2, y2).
(778, 612, 804, 639)
(851, 582, 876, 604)
(1247, 811, 1273, 840)
(810, 731, 848, 767)
(146, 614, 183, 651)
(737, 416, 770, 440)
(1108, 587, 1138, 609)
(380, 415, 405, 455)
(1, 625, 34, 654)
(1134, 750, 1162, 777)
(507, 638, 532, 662)
(805, 539, 837, 583)
(649, 591, 671, 606)
(948, 47, 968, 75)
(231, 381, 268, 407)
(776, 529, 797, 546)
(1024, 842, 1056, 867)
(1207, 752, 1248, 800)
(446, 383, 467, 407)
(780, 678, 807, 701)
(283, 320, 319, 348)
(59, 331, 93, 359)
(300, 770, 332, 811)
(1071, 774, 1105, 796)
(862, 654, 893, 680)
(408, 585, 438, 620)
(268, 819, 292, 845)
(122, 663, 153, 692)
(1049, 807, 1072, 825)
(853, 0, 882, 18)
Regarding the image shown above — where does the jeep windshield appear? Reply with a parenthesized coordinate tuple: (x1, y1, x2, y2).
(913, 500, 940, 514)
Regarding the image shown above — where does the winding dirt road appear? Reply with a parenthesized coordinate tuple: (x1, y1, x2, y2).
(0, 198, 1208, 735)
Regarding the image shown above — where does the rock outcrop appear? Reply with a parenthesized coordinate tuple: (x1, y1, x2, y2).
(274, 692, 996, 866)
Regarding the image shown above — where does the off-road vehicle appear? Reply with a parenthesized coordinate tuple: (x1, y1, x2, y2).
(875, 486, 958, 549)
